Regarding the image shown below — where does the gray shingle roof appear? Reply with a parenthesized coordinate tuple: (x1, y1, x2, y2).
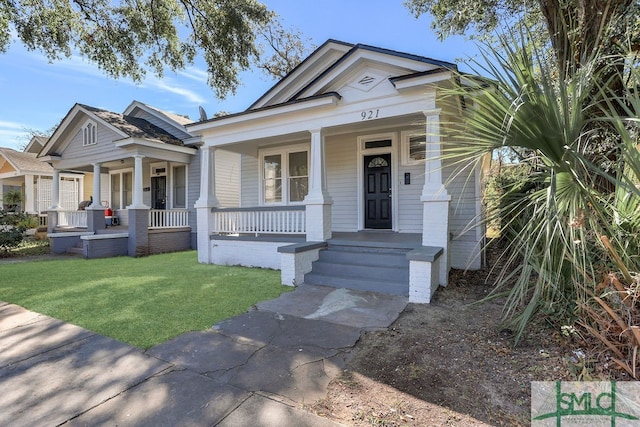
(79, 104, 185, 146)
(0, 147, 53, 173)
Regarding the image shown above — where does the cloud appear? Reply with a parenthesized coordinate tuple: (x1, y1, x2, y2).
(178, 67, 209, 84)
(143, 77, 207, 104)
(0, 121, 30, 150)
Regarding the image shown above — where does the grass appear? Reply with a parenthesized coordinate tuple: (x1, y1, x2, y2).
(0, 251, 291, 349)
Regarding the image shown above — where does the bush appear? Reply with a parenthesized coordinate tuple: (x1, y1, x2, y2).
(0, 209, 27, 254)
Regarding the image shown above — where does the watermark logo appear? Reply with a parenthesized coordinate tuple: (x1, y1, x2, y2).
(532, 381, 640, 426)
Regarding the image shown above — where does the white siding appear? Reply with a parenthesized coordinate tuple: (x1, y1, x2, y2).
(396, 161, 424, 233)
(240, 154, 259, 207)
(187, 149, 200, 230)
(325, 134, 358, 231)
(215, 149, 240, 207)
(62, 123, 129, 164)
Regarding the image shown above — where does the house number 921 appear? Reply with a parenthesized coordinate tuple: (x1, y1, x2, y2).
(361, 109, 380, 120)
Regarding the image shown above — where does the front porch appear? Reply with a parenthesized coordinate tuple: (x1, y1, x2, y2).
(206, 225, 441, 302)
(49, 207, 192, 258)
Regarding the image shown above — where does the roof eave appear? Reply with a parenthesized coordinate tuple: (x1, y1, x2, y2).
(188, 93, 341, 133)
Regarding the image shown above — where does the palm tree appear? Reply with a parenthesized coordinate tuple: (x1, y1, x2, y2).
(441, 30, 640, 341)
(2, 189, 22, 213)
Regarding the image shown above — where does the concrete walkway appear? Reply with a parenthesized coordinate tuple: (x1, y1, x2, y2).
(0, 284, 408, 426)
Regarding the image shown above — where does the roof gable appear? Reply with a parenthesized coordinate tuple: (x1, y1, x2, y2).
(123, 101, 194, 140)
(247, 41, 457, 111)
(40, 103, 185, 157)
(292, 43, 456, 101)
(248, 39, 353, 110)
(0, 147, 52, 175)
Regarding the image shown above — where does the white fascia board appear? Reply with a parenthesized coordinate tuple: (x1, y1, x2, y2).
(201, 92, 437, 147)
(297, 51, 442, 99)
(38, 155, 62, 162)
(123, 101, 193, 132)
(391, 71, 452, 90)
(114, 137, 197, 155)
(189, 95, 340, 134)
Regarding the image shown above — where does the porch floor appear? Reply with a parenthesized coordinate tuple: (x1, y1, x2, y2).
(329, 231, 421, 249)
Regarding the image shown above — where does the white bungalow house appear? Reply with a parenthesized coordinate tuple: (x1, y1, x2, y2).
(0, 138, 85, 222)
(37, 101, 238, 258)
(188, 40, 485, 303)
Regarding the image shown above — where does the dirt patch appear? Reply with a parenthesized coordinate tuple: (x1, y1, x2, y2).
(311, 246, 580, 426)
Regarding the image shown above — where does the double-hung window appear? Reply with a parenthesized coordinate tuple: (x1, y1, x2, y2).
(110, 170, 133, 209)
(261, 144, 309, 205)
(172, 165, 187, 208)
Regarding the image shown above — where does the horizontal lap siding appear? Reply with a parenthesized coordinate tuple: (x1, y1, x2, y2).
(326, 135, 357, 232)
(397, 161, 424, 232)
(63, 125, 128, 163)
(444, 160, 483, 269)
(215, 149, 240, 207)
(188, 150, 200, 231)
(240, 154, 259, 207)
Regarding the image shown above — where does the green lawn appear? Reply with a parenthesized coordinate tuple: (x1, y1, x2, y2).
(0, 251, 290, 349)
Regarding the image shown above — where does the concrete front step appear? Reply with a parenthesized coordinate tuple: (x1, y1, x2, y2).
(303, 273, 409, 296)
(317, 248, 409, 268)
(304, 245, 411, 296)
(310, 260, 409, 282)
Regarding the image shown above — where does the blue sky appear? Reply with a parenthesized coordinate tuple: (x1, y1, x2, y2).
(0, 0, 479, 150)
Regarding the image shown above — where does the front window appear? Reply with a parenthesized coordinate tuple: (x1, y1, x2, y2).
(401, 131, 426, 165)
(110, 170, 132, 209)
(263, 154, 282, 204)
(261, 145, 309, 204)
(173, 165, 186, 208)
(288, 151, 308, 202)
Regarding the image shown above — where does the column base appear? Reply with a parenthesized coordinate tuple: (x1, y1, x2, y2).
(127, 208, 150, 257)
(305, 203, 332, 242)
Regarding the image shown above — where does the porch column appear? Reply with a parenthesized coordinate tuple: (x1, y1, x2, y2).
(0, 178, 4, 210)
(87, 163, 106, 232)
(24, 174, 35, 214)
(304, 128, 332, 242)
(195, 146, 219, 263)
(128, 154, 150, 256)
(130, 155, 148, 209)
(420, 109, 450, 287)
(50, 169, 61, 210)
(47, 170, 61, 233)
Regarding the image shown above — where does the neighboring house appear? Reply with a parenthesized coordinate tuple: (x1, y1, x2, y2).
(187, 40, 486, 303)
(37, 100, 238, 258)
(0, 141, 84, 219)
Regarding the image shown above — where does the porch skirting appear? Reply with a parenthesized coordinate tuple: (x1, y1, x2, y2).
(208, 235, 304, 269)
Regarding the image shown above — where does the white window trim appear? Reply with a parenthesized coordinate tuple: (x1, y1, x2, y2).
(400, 130, 427, 166)
(108, 168, 133, 210)
(259, 143, 310, 206)
(82, 120, 98, 146)
(357, 132, 399, 231)
(169, 163, 188, 209)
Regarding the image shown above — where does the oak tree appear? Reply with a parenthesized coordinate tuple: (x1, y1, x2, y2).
(1, 0, 275, 97)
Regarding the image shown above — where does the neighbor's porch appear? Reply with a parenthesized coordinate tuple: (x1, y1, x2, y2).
(47, 153, 194, 258)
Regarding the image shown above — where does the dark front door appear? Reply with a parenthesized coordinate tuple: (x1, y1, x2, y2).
(151, 176, 166, 210)
(364, 154, 392, 229)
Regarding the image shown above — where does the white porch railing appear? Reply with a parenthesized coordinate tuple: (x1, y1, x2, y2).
(58, 210, 88, 228)
(149, 209, 189, 229)
(212, 206, 306, 235)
